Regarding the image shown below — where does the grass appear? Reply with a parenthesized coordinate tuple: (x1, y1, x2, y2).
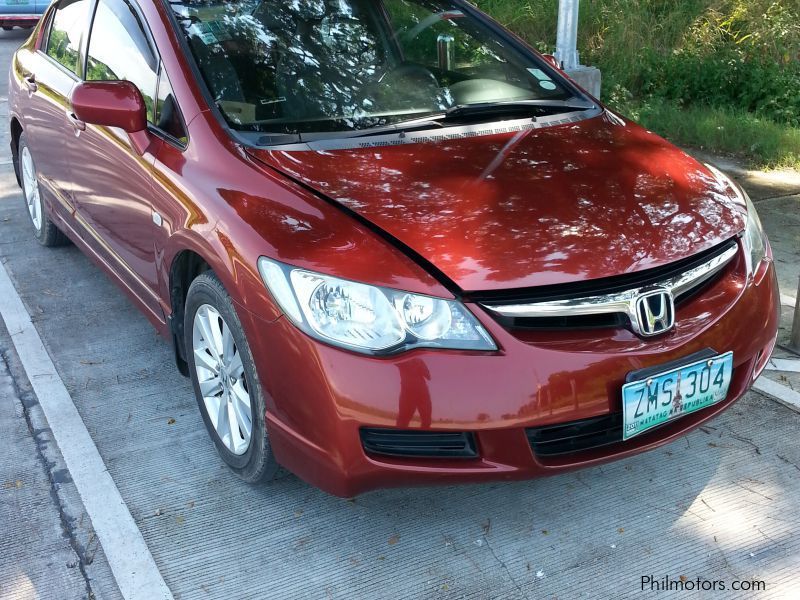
(626, 99, 800, 169)
(475, 0, 800, 169)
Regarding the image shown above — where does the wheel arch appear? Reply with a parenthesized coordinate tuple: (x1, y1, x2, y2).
(167, 248, 213, 376)
(10, 116, 23, 186)
(165, 233, 275, 375)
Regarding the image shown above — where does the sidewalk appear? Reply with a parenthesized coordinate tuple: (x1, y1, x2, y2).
(0, 344, 86, 599)
(0, 320, 120, 600)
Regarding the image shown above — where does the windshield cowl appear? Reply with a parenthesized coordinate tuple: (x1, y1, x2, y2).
(243, 105, 605, 149)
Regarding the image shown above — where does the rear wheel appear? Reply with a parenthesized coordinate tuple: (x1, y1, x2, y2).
(18, 134, 68, 247)
(185, 271, 278, 483)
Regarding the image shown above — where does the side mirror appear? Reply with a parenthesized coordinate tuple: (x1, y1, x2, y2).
(70, 80, 151, 154)
(541, 54, 561, 70)
(71, 80, 147, 132)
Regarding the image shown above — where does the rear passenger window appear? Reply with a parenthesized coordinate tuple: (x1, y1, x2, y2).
(85, 0, 158, 122)
(45, 0, 91, 75)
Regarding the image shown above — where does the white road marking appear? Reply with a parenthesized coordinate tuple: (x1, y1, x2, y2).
(753, 376, 800, 414)
(782, 293, 797, 308)
(765, 358, 800, 373)
(0, 261, 173, 600)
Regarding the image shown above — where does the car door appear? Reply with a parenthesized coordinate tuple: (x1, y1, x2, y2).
(18, 0, 91, 218)
(68, 0, 163, 318)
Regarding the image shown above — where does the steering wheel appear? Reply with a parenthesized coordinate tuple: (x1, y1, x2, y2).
(401, 10, 465, 42)
(360, 62, 442, 114)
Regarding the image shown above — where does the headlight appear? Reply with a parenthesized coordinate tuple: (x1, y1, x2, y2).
(742, 193, 767, 277)
(705, 164, 767, 277)
(258, 257, 497, 354)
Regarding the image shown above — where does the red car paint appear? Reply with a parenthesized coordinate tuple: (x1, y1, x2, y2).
(72, 80, 147, 130)
(9, 0, 779, 496)
(252, 115, 747, 291)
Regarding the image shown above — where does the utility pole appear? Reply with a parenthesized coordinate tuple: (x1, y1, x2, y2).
(555, 0, 581, 70)
(553, 0, 602, 98)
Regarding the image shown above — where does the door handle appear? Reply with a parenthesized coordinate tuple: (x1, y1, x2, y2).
(67, 112, 86, 132)
(23, 74, 37, 93)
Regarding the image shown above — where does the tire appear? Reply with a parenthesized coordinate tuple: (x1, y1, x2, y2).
(184, 271, 278, 483)
(18, 133, 69, 247)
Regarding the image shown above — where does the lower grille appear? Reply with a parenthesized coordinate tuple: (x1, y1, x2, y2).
(527, 413, 623, 457)
(360, 428, 478, 459)
(508, 312, 626, 331)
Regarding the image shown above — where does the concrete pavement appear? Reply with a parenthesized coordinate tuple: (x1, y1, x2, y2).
(0, 332, 90, 600)
(0, 320, 123, 600)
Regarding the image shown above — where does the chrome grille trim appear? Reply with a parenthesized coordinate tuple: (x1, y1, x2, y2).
(480, 243, 738, 329)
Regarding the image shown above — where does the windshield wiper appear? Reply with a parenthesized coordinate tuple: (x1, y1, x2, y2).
(265, 99, 597, 143)
(250, 116, 445, 145)
(344, 116, 446, 139)
(444, 98, 596, 119)
(348, 99, 596, 138)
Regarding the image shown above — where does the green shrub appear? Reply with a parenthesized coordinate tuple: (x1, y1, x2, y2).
(636, 48, 800, 126)
(475, 0, 800, 126)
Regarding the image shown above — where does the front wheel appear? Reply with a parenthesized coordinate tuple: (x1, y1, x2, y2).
(184, 271, 278, 483)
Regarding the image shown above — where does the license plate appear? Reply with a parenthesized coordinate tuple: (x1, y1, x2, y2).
(622, 352, 733, 440)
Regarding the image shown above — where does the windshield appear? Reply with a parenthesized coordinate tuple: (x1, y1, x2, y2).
(169, 0, 577, 134)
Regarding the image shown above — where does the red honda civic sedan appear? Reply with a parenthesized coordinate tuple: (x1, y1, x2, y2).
(9, 0, 779, 496)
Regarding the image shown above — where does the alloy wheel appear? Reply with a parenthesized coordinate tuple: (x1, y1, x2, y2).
(192, 304, 253, 455)
(21, 146, 42, 232)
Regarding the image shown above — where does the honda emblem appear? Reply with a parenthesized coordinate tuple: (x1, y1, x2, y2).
(634, 290, 675, 337)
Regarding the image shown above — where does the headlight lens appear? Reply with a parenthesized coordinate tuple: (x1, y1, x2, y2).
(258, 257, 497, 354)
(742, 193, 767, 277)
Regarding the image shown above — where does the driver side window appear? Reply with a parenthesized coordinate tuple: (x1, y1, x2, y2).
(85, 0, 157, 122)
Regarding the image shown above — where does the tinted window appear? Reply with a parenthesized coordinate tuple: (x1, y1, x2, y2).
(155, 68, 188, 144)
(86, 0, 157, 122)
(46, 0, 91, 74)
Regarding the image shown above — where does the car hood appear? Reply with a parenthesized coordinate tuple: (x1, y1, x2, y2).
(247, 112, 746, 292)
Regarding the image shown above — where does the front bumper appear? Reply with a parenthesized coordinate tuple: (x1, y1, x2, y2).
(240, 250, 779, 497)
